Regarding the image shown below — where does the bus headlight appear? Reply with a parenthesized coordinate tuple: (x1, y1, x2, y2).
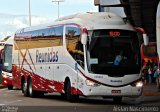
(131, 80, 143, 87)
(85, 79, 101, 87)
(2, 74, 8, 78)
(136, 81, 143, 87)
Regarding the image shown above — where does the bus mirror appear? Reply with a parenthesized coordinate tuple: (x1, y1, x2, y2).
(4, 63, 9, 67)
(143, 34, 149, 46)
(81, 33, 87, 45)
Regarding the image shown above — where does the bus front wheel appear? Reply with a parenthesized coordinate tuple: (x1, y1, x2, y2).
(65, 81, 79, 102)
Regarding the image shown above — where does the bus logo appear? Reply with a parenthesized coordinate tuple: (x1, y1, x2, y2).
(110, 80, 122, 83)
(36, 49, 58, 63)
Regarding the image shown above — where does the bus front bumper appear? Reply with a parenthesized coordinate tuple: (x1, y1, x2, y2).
(2, 74, 13, 87)
(81, 84, 143, 98)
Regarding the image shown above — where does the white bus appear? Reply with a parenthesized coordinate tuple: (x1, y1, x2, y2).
(156, 2, 160, 91)
(12, 12, 143, 102)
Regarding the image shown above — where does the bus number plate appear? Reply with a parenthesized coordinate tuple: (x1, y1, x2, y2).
(111, 90, 121, 94)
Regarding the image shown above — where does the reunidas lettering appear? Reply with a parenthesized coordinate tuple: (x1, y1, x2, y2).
(36, 48, 58, 63)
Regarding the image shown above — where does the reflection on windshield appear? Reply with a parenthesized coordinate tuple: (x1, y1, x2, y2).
(87, 30, 141, 76)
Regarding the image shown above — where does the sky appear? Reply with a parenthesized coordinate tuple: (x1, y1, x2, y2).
(0, 0, 98, 40)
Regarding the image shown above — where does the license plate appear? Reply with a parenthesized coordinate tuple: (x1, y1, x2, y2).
(112, 90, 121, 94)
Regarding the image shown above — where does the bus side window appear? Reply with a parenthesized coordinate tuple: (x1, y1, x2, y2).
(66, 26, 84, 68)
(54, 26, 63, 46)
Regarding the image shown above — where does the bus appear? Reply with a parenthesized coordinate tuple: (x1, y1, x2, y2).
(0, 42, 5, 84)
(0, 42, 5, 61)
(156, 2, 160, 91)
(12, 12, 143, 102)
(1, 37, 13, 90)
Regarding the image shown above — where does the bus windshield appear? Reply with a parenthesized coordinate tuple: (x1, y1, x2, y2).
(3, 45, 12, 73)
(87, 29, 141, 76)
(0, 43, 5, 64)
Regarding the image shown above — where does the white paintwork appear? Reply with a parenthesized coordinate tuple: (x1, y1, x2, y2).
(13, 12, 142, 97)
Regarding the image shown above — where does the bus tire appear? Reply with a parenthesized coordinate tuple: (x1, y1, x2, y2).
(65, 81, 79, 102)
(28, 78, 36, 97)
(8, 86, 13, 90)
(22, 80, 29, 97)
(38, 92, 44, 97)
(113, 97, 122, 103)
(61, 93, 66, 99)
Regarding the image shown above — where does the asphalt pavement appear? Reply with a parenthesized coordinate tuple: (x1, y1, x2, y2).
(0, 84, 5, 89)
(0, 83, 160, 96)
(143, 83, 160, 96)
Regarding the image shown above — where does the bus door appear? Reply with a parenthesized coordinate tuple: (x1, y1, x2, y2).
(65, 25, 84, 92)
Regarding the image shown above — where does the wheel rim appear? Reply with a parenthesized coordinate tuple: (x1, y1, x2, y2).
(29, 80, 32, 95)
(23, 82, 27, 92)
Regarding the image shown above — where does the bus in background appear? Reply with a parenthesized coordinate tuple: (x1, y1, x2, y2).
(141, 42, 157, 65)
(0, 42, 5, 84)
(0, 42, 5, 63)
(13, 12, 144, 102)
(156, 1, 160, 91)
(1, 37, 13, 90)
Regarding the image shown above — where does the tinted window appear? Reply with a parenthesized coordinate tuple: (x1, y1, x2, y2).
(66, 26, 84, 68)
(55, 26, 63, 37)
(3, 45, 12, 72)
(88, 29, 141, 76)
(14, 25, 64, 49)
(31, 30, 39, 37)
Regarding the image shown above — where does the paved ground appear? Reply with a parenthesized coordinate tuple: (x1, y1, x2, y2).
(1, 83, 159, 96)
(143, 83, 160, 96)
(0, 83, 160, 112)
(0, 84, 5, 89)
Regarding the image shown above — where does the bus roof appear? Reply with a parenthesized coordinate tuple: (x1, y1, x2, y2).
(16, 12, 134, 33)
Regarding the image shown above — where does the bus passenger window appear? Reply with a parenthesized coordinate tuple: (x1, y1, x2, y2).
(66, 26, 84, 68)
